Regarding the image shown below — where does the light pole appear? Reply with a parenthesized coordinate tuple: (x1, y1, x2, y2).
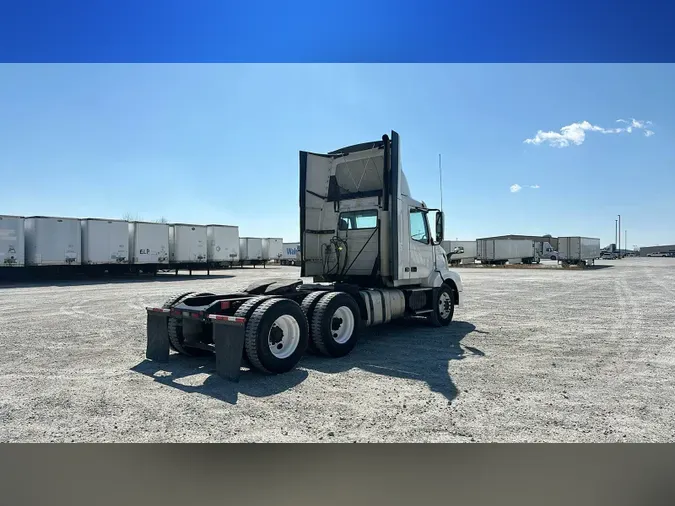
(618, 214, 621, 258)
(615, 219, 618, 252)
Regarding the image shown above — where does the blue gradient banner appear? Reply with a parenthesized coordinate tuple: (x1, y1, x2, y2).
(1, 0, 673, 63)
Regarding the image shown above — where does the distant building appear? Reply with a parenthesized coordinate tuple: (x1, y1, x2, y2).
(476, 234, 558, 250)
(639, 244, 675, 256)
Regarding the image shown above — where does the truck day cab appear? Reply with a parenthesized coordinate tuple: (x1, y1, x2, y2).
(144, 131, 463, 380)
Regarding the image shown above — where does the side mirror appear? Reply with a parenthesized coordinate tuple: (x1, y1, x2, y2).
(435, 211, 444, 243)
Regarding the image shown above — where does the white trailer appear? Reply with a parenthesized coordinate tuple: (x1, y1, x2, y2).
(206, 225, 239, 266)
(441, 240, 476, 265)
(476, 238, 539, 265)
(280, 242, 300, 265)
(558, 237, 601, 266)
(81, 218, 129, 265)
(24, 216, 81, 266)
(0, 215, 25, 267)
(169, 224, 207, 264)
(129, 221, 169, 265)
(262, 237, 284, 263)
(239, 237, 264, 266)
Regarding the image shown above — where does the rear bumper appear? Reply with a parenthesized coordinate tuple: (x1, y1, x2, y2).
(144, 307, 247, 382)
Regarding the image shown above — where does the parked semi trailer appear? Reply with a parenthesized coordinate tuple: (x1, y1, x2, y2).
(262, 237, 284, 263)
(239, 237, 264, 267)
(24, 216, 81, 268)
(81, 218, 129, 272)
(476, 238, 539, 265)
(280, 242, 300, 265)
(207, 224, 239, 267)
(145, 130, 464, 380)
(129, 221, 169, 267)
(0, 215, 25, 267)
(557, 237, 601, 266)
(168, 223, 208, 274)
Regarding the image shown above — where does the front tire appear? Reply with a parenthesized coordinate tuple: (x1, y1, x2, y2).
(244, 298, 309, 374)
(428, 284, 455, 327)
(310, 292, 362, 358)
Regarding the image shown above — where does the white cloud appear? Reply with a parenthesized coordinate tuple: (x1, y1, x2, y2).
(524, 119, 654, 148)
(510, 184, 540, 193)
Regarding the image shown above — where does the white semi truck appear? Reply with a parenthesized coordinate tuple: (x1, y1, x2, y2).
(441, 240, 477, 266)
(144, 131, 464, 380)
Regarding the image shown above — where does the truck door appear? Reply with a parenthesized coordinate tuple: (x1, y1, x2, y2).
(408, 206, 434, 281)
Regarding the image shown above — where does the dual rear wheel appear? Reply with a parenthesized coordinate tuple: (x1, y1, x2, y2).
(163, 285, 454, 375)
(232, 291, 363, 375)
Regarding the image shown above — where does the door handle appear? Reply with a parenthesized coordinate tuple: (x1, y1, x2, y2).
(411, 267, 417, 272)
(404, 267, 410, 272)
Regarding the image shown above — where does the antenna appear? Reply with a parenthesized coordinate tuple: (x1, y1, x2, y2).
(439, 153, 443, 212)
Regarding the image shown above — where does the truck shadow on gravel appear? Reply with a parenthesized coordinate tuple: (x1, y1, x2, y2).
(130, 319, 482, 405)
(131, 357, 309, 405)
(301, 320, 482, 402)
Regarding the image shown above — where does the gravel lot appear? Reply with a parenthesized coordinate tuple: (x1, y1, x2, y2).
(1, 258, 674, 442)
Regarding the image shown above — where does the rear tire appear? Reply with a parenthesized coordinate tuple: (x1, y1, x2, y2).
(162, 292, 195, 354)
(310, 292, 362, 358)
(244, 298, 309, 374)
(300, 291, 330, 355)
(427, 284, 455, 327)
(163, 292, 212, 356)
(234, 295, 278, 365)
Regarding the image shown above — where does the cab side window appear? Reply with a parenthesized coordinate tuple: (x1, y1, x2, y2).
(410, 209, 429, 244)
(338, 210, 378, 230)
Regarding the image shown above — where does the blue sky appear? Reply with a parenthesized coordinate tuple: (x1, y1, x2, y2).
(0, 64, 673, 247)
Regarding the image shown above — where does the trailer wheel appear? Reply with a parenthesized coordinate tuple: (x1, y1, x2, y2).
(300, 291, 332, 355)
(244, 298, 309, 374)
(428, 284, 455, 327)
(310, 292, 362, 358)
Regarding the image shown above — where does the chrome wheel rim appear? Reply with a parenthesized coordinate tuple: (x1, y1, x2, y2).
(331, 306, 355, 344)
(268, 315, 301, 359)
(438, 291, 452, 319)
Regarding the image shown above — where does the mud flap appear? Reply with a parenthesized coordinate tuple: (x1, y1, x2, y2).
(209, 315, 247, 382)
(145, 308, 171, 362)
